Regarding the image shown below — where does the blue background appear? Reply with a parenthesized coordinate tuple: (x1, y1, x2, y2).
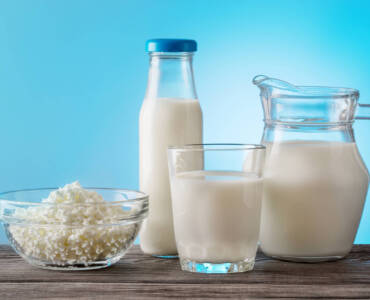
(0, 0, 369, 243)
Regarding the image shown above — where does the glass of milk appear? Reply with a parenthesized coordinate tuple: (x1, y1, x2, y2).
(168, 144, 265, 273)
(253, 75, 370, 262)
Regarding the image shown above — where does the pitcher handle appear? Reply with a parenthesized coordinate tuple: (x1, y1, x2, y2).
(356, 104, 370, 120)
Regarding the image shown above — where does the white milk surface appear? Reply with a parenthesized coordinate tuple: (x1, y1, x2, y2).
(261, 141, 369, 258)
(139, 97, 202, 255)
(170, 170, 263, 263)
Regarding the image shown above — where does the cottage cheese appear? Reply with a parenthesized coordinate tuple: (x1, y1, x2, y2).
(8, 182, 139, 266)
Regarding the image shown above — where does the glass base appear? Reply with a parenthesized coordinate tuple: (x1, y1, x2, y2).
(180, 257, 255, 273)
(153, 254, 178, 259)
(268, 254, 344, 263)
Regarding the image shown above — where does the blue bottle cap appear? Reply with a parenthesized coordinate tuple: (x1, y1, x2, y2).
(146, 39, 197, 53)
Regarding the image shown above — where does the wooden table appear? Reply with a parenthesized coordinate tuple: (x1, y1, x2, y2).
(0, 245, 369, 299)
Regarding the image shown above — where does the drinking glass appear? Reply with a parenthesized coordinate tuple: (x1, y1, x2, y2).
(168, 144, 265, 273)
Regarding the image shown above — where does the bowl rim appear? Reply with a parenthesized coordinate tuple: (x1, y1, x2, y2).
(0, 187, 148, 206)
(0, 187, 149, 226)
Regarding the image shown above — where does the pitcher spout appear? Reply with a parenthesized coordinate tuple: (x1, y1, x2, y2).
(252, 75, 362, 125)
(252, 75, 300, 93)
(252, 75, 270, 86)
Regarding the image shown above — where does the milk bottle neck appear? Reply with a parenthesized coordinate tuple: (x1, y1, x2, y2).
(145, 52, 198, 100)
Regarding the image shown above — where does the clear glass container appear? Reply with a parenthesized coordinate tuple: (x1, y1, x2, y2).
(139, 39, 202, 257)
(0, 188, 148, 270)
(253, 75, 370, 262)
(168, 144, 265, 273)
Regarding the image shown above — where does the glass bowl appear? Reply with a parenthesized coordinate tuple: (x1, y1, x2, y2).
(0, 188, 148, 270)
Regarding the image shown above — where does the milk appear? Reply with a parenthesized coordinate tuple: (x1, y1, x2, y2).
(261, 141, 369, 260)
(139, 97, 202, 255)
(170, 170, 263, 263)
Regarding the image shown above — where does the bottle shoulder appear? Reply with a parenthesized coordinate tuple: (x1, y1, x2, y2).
(142, 97, 200, 103)
(139, 97, 202, 124)
(140, 97, 201, 111)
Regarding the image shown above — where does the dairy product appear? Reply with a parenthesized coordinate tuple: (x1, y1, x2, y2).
(261, 141, 369, 260)
(139, 97, 202, 255)
(170, 170, 263, 263)
(8, 182, 139, 266)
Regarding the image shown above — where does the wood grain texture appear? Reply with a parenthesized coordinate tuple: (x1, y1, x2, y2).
(0, 245, 369, 299)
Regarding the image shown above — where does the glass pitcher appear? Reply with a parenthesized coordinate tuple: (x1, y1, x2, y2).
(253, 75, 370, 262)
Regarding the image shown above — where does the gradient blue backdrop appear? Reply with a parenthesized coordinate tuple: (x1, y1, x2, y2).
(0, 0, 369, 244)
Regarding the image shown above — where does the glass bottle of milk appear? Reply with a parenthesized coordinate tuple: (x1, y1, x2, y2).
(139, 39, 203, 257)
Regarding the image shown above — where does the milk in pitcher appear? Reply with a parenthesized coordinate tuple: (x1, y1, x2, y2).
(261, 141, 369, 260)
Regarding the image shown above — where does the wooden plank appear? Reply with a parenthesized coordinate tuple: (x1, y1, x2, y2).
(1, 283, 370, 299)
(0, 245, 369, 299)
(0, 245, 369, 285)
